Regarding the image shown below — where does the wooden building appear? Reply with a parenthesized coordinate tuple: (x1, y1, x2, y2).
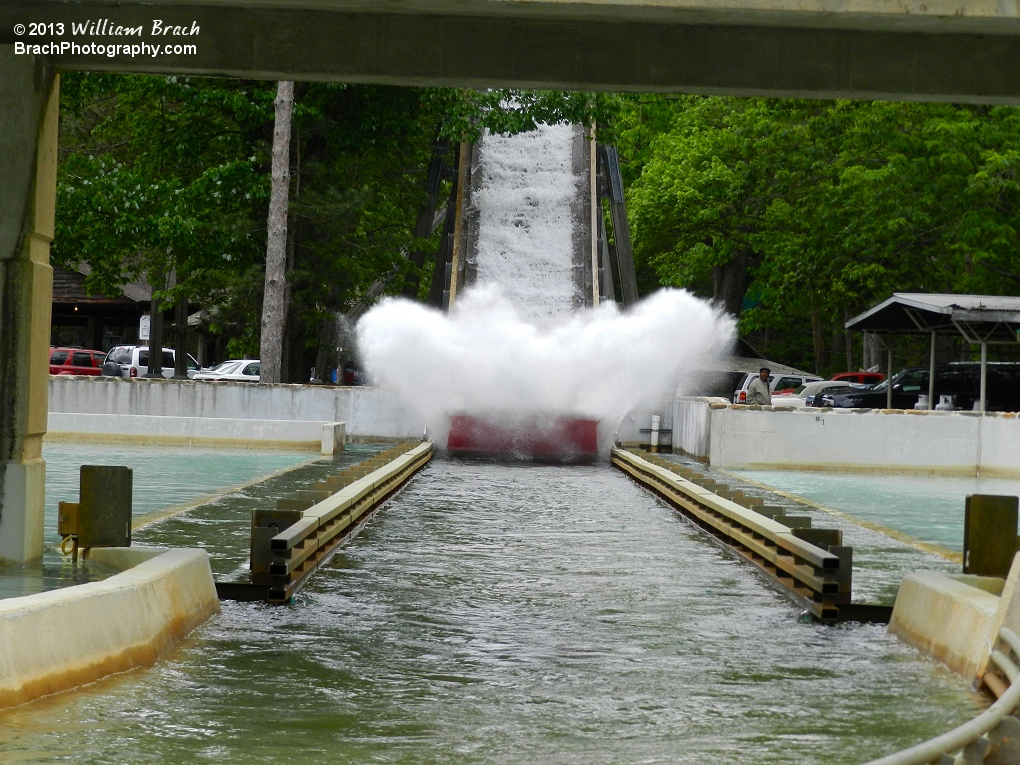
(50, 265, 150, 351)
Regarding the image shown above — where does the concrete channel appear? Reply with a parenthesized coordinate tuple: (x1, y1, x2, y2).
(0, 452, 1001, 764)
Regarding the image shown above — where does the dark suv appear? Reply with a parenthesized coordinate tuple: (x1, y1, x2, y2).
(822, 363, 1020, 411)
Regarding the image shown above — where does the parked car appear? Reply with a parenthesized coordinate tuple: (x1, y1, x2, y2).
(772, 380, 857, 407)
(105, 345, 199, 379)
(820, 363, 1020, 411)
(830, 371, 885, 385)
(732, 372, 822, 403)
(49, 347, 106, 376)
(192, 359, 261, 382)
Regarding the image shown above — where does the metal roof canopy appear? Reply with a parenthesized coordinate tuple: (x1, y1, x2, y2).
(846, 293, 1020, 345)
(844, 293, 1020, 412)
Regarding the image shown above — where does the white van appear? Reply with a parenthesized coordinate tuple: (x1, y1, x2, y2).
(105, 345, 199, 379)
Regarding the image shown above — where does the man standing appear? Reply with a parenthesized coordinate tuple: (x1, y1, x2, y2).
(748, 367, 772, 405)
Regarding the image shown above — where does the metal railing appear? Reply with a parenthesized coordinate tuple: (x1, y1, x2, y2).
(612, 448, 847, 621)
(863, 627, 1020, 765)
(266, 441, 433, 602)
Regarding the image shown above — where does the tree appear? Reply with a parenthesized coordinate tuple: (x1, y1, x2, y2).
(621, 96, 1020, 373)
(260, 81, 293, 384)
(54, 73, 274, 331)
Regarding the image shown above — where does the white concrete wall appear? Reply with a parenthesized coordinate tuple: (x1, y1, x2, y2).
(707, 405, 1020, 476)
(614, 403, 673, 446)
(979, 415, 1020, 477)
(49, 377, 423, 440)
(0, 547, 219, 708)
(670, 397, 727, 461)
(49, 378, 1020, 474)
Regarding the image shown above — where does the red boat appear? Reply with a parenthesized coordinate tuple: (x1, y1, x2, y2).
(447, 414, 599, 462)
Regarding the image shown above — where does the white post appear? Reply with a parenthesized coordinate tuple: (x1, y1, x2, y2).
(928, 331, 936, 410)
(650, 415, 660, 454)
(980, 342, 987, 413)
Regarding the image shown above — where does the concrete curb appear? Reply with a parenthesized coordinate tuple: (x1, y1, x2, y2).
(889, 571, 1002, 681)
(46, 412, 332, 451)
(0, 547, 220, 708)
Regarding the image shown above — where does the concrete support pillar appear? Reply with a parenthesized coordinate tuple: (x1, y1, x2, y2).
(321, 422, 347, 456)
(0, 49, 59, 564)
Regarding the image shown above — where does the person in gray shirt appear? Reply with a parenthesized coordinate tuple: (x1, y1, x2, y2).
(747, 367, 772, 405)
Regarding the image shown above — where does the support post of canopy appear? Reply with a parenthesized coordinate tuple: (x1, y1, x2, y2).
(980, 341, 988, 413)
(928, 331, 936, 410)
(886, 350, 893, 409)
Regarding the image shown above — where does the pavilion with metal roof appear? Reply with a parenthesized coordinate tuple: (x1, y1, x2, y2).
(845, 293, 1020, 411)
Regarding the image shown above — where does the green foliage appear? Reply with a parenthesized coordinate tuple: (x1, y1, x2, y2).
(622, 96, 1020, 371)
(55, 74, 274, 305)
(424, 89, 620, 142)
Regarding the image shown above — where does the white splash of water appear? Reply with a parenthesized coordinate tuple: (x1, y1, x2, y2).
(357, 284, 735, 449)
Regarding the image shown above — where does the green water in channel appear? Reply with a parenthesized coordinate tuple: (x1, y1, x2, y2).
(0, 455, 986, 765)
(730, 468, 1020, 553)
(0, 444, 316, 601)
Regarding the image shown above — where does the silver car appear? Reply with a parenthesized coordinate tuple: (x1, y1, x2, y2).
(192, 359, 261, 382)
(770, 380, 857, 407)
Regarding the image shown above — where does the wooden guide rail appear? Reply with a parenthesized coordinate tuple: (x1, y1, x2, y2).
(612, 448, 848, 622)
(253, 441, 433, 603)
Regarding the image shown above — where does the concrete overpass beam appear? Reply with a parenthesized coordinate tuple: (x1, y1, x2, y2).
(0, 48, 58, 564)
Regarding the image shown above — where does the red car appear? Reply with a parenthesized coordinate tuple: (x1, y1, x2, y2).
(830, 371, 885, 385)
(49, 347, 106, 376)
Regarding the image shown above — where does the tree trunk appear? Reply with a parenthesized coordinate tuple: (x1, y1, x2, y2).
(259, 80, 294, 385)
(810, 302, 825, 375)
(863, 332, 881, 371)
(172, 292, 189, 379)
(403, 138, 449, 299)
(145, 266, 166, 378)
(711, 249, 751, 318)
(829, 328, 844, 374)
(314, 315, 336, 384)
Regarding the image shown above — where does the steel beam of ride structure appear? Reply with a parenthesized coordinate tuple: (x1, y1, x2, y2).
(597, 146, 639, 307)
(5, 1, 1020, 101)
